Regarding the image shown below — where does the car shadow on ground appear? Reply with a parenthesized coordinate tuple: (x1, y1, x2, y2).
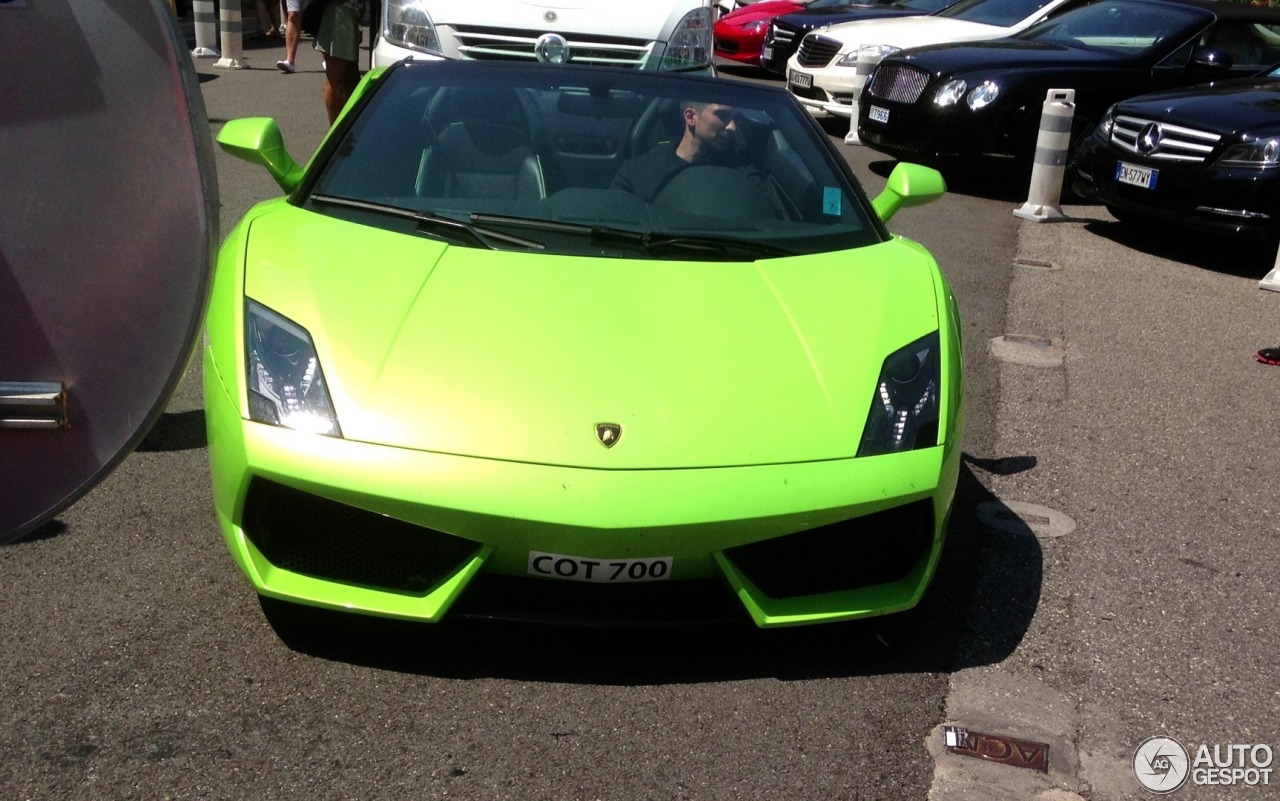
(1, 519, 68, 547)
(1077, 209, 1279, 279)
(864, 159, 1031, 204)
(262, 460, 1044, 685)
(137, 410, 208, 452)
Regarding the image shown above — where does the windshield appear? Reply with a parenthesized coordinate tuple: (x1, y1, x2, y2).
(305, 62, 882, 259)
(937, 0, 1057, 28)
(1021, 0, 1208, 54)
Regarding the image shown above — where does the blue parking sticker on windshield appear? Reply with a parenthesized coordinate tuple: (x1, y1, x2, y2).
(823, 187, 841, 216)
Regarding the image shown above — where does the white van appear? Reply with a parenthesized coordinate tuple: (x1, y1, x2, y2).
(371, 0, 716, 72)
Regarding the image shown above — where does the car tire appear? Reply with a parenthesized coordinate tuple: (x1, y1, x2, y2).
(1068, 114, 1095, 153)
(1057, 115, 1096, 201)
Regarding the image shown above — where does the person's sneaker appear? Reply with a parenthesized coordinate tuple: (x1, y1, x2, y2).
(1256, 347, 1280, 365)
(276, 60, 295, 74)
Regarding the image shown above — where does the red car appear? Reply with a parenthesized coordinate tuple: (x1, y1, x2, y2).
(714, 0, 807, 65)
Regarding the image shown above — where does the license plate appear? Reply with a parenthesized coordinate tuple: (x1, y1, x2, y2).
(1115, 161, 1158, 189)
(528, 551, 672, 583)
(762, 45, 774, 60)
(788, 70, 812, 90)
(869, 105, 889, 123)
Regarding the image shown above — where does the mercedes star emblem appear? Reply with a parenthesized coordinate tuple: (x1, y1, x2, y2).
(1137, 122, 1162, 155)
(534, 32, 570, 64)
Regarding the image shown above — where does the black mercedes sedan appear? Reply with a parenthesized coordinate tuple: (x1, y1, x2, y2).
(856, 0, 1280, 178)
(760, 0, 962, 75)
(1071, 68, 1280, 238)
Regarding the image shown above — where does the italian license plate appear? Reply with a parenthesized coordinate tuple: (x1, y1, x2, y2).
(869, 105, 889, 123)
(788, 70, 812, 90)
(762, 45, 774, 60)
(528, 551, 672, 583)
(1116, 161, 1158, 189)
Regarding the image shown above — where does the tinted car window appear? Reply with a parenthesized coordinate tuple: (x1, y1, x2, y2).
(937, 0, 1056, 27)
(1021, 0, 1206, 54)
(1197, 21, 1280, 68)
(809, 0, 876, 8)
(900, 0, 957, 12)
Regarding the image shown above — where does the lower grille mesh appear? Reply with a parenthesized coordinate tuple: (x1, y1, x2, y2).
(724, 500, 934, 598)
(867, 64, 930, 105)
(243, 479, 481, 593)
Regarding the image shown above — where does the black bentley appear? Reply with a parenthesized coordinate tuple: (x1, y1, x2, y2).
(760, 0, 963, 75)
(1071, 67, 1280, 238)
(856, 0, 1280, 179)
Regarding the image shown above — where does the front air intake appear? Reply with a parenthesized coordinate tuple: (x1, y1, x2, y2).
(723, 500, 934, 598)
(242, 479, 481, 593)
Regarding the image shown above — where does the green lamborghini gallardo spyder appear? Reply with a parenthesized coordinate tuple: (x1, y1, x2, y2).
(207, 58, 963, 628)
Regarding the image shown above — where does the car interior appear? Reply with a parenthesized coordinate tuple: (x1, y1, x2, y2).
(309, 69, 876, 253)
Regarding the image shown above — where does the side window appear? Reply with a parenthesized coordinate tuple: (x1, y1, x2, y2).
(1037, 0, 1088, 25)
(1199, 21, 1280, 69)
(1161, 38, 1194, 69)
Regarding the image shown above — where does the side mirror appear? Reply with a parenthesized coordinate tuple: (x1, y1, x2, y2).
(1188, 45, 1234, 73)
(217, 117, 305, 193)
(871, 162, 947, 223)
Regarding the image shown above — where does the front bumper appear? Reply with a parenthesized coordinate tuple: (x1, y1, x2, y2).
(206, 349, 959, 628)
(857, 97, 1022, 162)
(760, 27, 802, 75)
(1070, 136, 1280, 240)
(788, 63, 858, 118)
(714, 29, 764, 64)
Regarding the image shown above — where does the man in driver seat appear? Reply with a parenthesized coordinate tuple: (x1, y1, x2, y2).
(612, 101, 747, 202)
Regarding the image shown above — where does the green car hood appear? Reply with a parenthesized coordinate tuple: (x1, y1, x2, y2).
(242, 208, 942, 469)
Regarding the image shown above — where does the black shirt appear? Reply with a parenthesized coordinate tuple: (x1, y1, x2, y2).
(610, 145, 696, 203)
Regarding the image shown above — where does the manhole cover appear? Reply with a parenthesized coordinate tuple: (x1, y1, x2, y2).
(989, 335, 1065, 368)
(976, 500, 1076, 539)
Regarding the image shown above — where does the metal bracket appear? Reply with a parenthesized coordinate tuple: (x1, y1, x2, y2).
(0, 382, 69, 429)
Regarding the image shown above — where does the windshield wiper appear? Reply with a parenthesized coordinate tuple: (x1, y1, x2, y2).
(470, 213, 795, 261)
(615, 233, 796, 260)
(310, 194, 545, 250)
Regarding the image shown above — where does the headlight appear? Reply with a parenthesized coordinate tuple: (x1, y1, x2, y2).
(1098, 104, 1116, 139)
(1217, 137, 1280, 168)
(744, 19, 770, 33)
(933, 79, 967, 107)
(246, 301, 342, 437)
(857, 332, 940, 457)
(836, 46, 864, 67)
(661, 8, 713, 70)
(965, 80, 999, 110)
(384, 0, 440, 54)
(840, 43, 899, 66)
